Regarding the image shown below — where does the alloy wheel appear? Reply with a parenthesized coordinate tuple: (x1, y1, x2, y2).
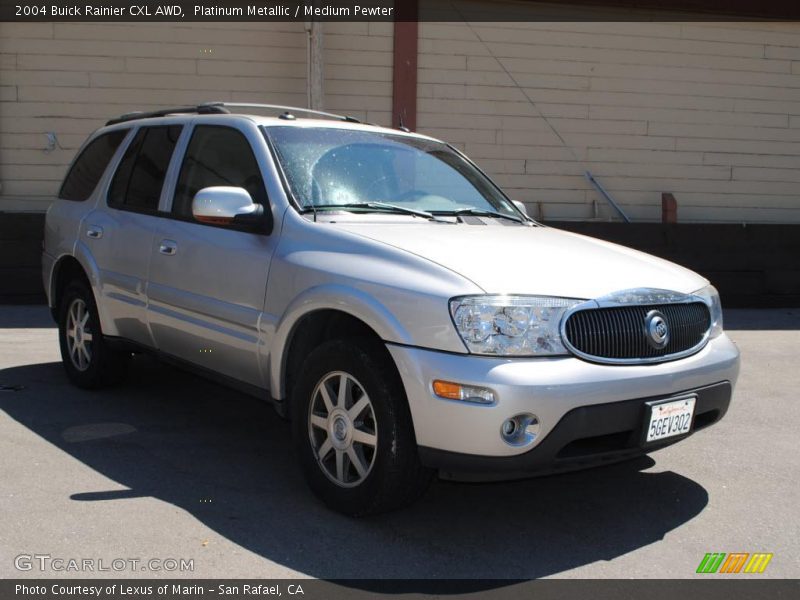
(65, 298, 93, 371)
(308, 371, 378, 488)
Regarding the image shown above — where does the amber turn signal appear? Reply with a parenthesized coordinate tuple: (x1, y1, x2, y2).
(432, 380, 495, 405)
(432, 380, 462, 400)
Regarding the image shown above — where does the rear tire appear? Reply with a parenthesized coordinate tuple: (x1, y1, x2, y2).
(291, 338, 432, 516)
(58, 279, 128, 389)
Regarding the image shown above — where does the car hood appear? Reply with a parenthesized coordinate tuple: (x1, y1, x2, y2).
(330, 220, 707, 299)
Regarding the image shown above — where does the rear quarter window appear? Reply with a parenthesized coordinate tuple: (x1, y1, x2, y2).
(59, 129, 129, 201)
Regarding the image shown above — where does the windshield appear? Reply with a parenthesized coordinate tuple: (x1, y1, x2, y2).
(263, 126, 519, 217)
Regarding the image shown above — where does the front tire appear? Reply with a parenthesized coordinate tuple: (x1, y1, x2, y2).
(291, 338, 432, 516)
(58, 279, 128, 388)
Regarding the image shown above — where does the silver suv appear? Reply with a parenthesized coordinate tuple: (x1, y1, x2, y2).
(43, 103, 740, 515)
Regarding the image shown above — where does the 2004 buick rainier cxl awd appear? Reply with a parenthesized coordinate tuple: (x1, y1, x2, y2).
(43, 103, 740, 515)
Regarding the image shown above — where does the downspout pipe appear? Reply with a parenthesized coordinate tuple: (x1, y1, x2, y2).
(305, 18, 324, 110)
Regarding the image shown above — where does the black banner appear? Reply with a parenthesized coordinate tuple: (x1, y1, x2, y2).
(3, 580, 800, 600)
(3, 0, 800, 22)
(5, 0, 397, 21)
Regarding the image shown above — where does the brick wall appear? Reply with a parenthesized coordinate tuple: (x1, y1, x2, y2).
(416, 18, 800, 223)
(323, 22, 394, 125)
(0, 21, 308, 211)
(0, 21, 395, 213)
(4, 17, 800, 223)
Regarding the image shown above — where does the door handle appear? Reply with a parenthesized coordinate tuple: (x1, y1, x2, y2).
(86, 225, 103, 239)
(159, 240, 177, 256)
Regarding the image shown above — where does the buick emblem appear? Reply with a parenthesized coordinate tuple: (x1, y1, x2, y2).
(645, 310, 669, 349)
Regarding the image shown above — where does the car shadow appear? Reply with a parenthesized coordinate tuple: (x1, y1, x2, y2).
(0, 357, 709, 584)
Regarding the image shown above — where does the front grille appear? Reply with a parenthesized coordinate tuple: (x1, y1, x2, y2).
(563, 302, 710, 363)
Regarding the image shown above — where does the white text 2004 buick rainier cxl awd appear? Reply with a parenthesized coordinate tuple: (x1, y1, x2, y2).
(43, 103, 740, 515)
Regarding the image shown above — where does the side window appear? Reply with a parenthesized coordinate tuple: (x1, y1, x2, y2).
(172, 125, 267, 221)
(108, 125, 182, 213)
(59, 129, 128, 201)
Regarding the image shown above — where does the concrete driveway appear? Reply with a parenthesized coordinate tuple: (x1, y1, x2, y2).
(1, 306, 798, 580)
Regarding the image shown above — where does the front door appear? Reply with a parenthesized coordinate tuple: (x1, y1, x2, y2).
(146, 124, 277, 388)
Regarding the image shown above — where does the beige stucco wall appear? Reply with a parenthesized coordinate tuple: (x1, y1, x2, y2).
(417, 20, 800, 223)
(2, 16, 800, 223)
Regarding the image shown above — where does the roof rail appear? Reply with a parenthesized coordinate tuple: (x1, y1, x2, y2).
(105, 102, 362, 126)
(222, 103, 361, 123)
(105, 102, 230, 126)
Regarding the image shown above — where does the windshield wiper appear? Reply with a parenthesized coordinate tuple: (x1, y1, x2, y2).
(442, 207, 525, 224)
(301, 202, 446, 221)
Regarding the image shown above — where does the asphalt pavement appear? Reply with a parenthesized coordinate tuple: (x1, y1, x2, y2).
(1, 305, 798, 580)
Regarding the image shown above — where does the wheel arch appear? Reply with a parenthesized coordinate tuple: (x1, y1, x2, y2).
(49, 247, 108, 331)
(49, 255, 90, 318)
(271, 285, 412, 402)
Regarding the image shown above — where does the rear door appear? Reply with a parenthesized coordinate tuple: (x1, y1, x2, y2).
(81, 123, 183, 346)
(146, 122, 277, 388)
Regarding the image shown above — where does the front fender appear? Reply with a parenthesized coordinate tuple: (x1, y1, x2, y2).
(268, 283, 414, 399)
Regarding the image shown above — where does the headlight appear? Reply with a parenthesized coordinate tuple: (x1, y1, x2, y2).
(694, 284, 723, 338)
(449, 295, 580, 356)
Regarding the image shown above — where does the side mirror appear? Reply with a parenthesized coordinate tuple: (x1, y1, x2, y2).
(192, 186, 265, 228)
(512, 200, 529, 218)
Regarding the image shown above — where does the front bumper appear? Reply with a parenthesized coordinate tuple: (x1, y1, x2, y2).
(421, 381, 731, 481)
(387, 333, 739, 473)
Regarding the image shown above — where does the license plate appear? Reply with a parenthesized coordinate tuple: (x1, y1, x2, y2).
(645, 396, 696, 443)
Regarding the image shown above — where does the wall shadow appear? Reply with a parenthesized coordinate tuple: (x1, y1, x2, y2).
(724, 308, 800, 331)
(0, 305, 54, 328)
(0, 358, 710, 586)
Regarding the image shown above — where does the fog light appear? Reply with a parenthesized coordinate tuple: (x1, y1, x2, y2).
(432, 380, 495, 405)
(500, 413, 540, 446)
